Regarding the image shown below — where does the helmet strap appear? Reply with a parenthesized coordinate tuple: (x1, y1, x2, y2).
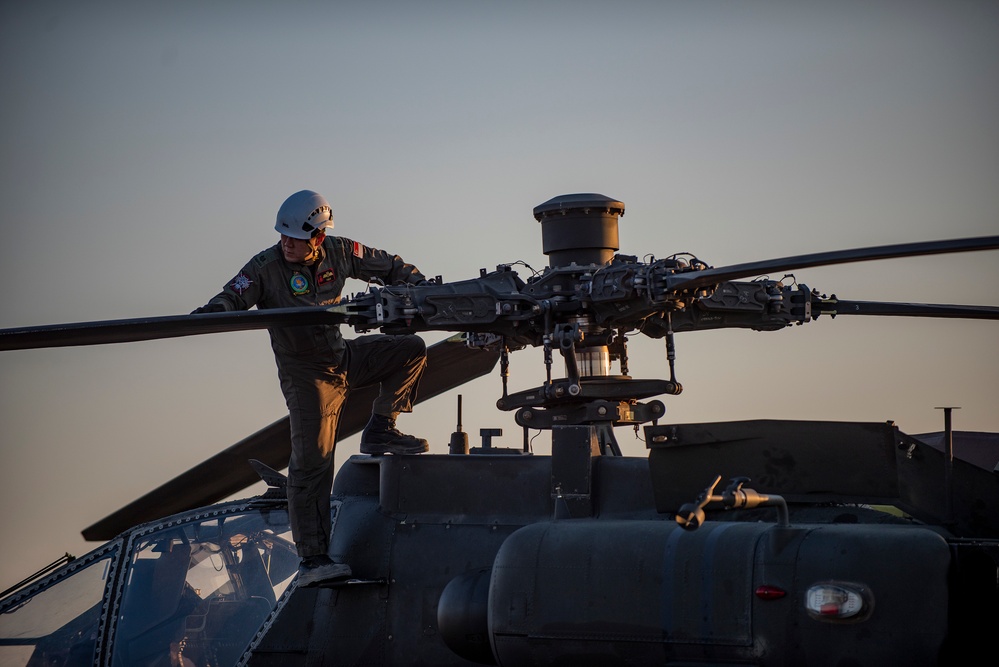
(302, 232, 325, 265)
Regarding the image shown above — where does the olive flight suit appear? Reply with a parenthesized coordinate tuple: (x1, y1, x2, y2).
(198, 236, 427, 558)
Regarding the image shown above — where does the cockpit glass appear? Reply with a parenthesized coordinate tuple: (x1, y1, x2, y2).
(0, 549, 117, 667)
(110, 509, 296, 667)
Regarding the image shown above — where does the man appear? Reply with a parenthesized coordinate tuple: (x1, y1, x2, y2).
(193, 189, 430, 586)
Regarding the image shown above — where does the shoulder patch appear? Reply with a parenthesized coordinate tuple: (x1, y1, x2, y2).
(352, 241, 364, 258)
(229, 272, 253, 294)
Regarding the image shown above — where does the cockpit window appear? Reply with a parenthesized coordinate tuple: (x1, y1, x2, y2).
(0, 548, 118, 666)
(110, 510, 297, 667)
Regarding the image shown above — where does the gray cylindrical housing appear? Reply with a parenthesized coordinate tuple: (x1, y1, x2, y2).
(487, 521, 950, 666)
(533, 193, 624, 267)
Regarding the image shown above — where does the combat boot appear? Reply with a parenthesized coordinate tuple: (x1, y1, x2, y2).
(297, 555, 352, 587)
(360, 414, 430, 455)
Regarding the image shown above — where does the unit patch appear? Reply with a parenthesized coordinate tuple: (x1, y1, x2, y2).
(290, 273, 310, 295)
(317, 268, 336, 286)
(229, 272, 253, 295)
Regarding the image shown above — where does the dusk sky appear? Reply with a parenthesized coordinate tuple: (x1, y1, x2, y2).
(1, 1, 997, 589)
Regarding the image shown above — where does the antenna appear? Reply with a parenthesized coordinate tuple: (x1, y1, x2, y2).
(935, 406, 960, 525)
(449, 395, 469, 455)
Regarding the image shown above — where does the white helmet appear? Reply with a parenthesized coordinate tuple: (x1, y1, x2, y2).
(275, 190, 334, 240)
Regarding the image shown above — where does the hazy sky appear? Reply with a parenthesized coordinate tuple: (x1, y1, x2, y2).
(1, 1, 997, 589)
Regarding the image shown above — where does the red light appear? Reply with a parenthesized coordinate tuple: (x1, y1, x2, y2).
(755, 584, 787, 600)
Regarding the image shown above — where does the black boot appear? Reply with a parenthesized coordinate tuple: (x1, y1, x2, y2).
(360, 414, 429, 455)
(298, 555, 352, 587)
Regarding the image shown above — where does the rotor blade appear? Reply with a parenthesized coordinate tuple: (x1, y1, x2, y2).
(814, 299, 999, 320)
(0, 307, 347, 351)
(667, 235, 999, 293)
(81, 334, 500, 541)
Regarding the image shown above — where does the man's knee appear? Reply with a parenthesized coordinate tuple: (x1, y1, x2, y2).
(401, 334, 427, 358)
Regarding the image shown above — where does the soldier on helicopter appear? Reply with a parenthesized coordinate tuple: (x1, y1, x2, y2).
(191, 189, 431, 586)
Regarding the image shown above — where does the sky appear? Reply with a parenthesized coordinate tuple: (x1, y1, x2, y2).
(1, 1, 997, 590)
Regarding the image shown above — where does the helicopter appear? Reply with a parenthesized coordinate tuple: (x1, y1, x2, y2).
(1, 192, 997, 666)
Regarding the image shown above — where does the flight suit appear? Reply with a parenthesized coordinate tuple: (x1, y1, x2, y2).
(200, 236, 427, 557)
